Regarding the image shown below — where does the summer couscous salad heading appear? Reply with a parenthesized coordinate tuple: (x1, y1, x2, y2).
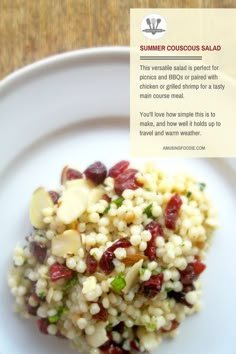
(8, 160, 218, 354)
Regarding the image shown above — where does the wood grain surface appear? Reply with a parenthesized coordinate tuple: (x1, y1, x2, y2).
(0, 0, 235, 79)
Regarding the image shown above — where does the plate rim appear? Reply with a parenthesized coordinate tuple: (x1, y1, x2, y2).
(0, 46, 129, 90)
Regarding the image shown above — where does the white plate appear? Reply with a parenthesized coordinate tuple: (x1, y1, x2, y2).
(0, 48, 236, 354)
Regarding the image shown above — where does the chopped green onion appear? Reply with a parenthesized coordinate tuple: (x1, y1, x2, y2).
(198, 182, 206, 191)
(186, 191, 192, 198)
(146, 322, 156, 331)
(143, 203, 155, 219)
(38, 292, 46, 300)
(63, 276, 77, 291)
(139, 267, 147, 276)
(48, 314, 59, 323)
(166, 287, 173, 293)
(152, 269, 160, 275)
(48, 305, 68, 323)
(103, 205, 111, 214)
(112, 197, 124, 207)
(111, 273, 126, 292)
(38, 233, 45, 238)
(103, 197, 124, 214)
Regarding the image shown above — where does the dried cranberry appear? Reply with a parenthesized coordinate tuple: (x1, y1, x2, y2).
(49, 191, 60, 204)
(112, 321, 125, 333)
(167, 290, 193, 308)
(180, 263, 196, 285)
(144, 221, 163, 261)
(100, 341, 127, 354)
(102, 194, 111, 203)
(37, 318, 49, 334)
(99, 250, 114, 274)
(84, 161, 107, 185)
(86, 254, 98, 274)
(29, 282, 41, 302)
(65, 168, 83, 181)
(56, 331, 67, 339)
(140, 273, 164, 299)
(30, 242, 47, 263)
(109, 238, 131, 252)
(182, 283, 195, 293)
(49, 263, 74, 282)
(25, 295, 38, 315)
(100, 339, 113, 352)
(164, 193, 182, 230)
(108, 160, 130, 178)
(192, 260, 206, 275)
(114, 169, 142, 196)
(109, 347, 126, 354)
(92, 302, 108, 321)
(130, 339, 140, 351)
(180, 261, 206, 285)
(99, 238, 131, 274)
(162, 320, 179, 333)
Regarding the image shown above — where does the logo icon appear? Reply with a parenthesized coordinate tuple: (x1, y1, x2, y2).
(141, 14, 166, 39)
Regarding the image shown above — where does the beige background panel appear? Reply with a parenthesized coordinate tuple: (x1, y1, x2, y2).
(0, 0, 235, 79)
(130, 9, 236, 157)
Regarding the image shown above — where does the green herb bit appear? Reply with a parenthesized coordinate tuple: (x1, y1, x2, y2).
(152, 269, 160, 275)
(49, 305, 68, 323)
(48, 314, 59, 324)
(38, 233, 45, 238)
(107, 323, 113, 331)
(186, 191, 192, 198)
(198, 182, 206, 191)
(166, 287, 173, 293)
(103, 205, 111, 214)
(58, 305, 68, 316)
(38, 292, 46, 300)
(63, 276, 77, 291)
(139, 267, 147, 276)
(143, 203, 155, 219)
(112, 197, 124, 207)
(111, 273, 126, 292)
(146, 322, 156, 331)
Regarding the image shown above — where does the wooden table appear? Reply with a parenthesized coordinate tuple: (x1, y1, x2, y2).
(0, 0, 234, 79)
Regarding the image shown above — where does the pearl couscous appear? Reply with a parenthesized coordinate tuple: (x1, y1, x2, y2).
(8, 160, 218, 353)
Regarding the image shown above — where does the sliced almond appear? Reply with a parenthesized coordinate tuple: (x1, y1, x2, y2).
(29, 187, 54, 229)
(123, 259, 143, 293)
(65, 178, 94, 191)
(67, 220, 78, 230)
(51, 230, 82, 257)
(57, 179, 105, 224)
(122, 254, 147, 266)
(61, 166, 83, 184)
(86, 322, 108, 348)
(66, 179, 104, 205)
(61, 165, 69, 184)
(88, 186, 104, 206)
(57, 187, 88, 224)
